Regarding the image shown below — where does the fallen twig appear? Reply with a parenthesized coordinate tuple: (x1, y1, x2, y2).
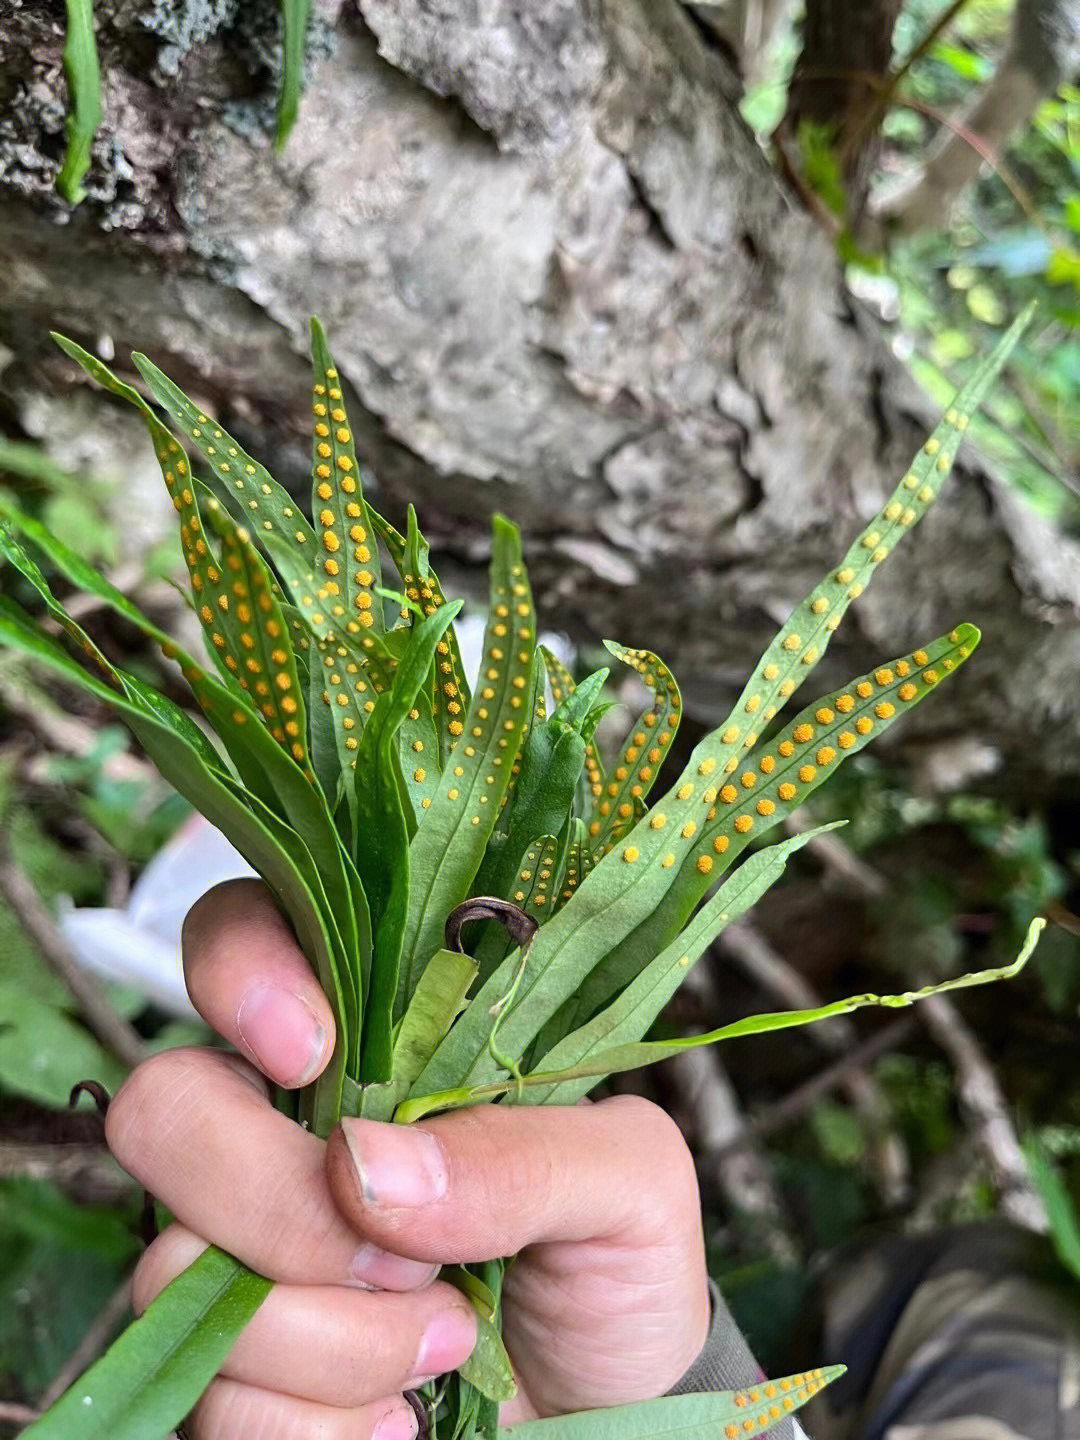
(718, 919, 911, 1205)
(715, 1013, 918, 1159)
(37, 1277, 133, 1411)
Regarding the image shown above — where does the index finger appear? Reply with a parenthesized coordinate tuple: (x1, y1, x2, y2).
(182, 878, 335, 1088)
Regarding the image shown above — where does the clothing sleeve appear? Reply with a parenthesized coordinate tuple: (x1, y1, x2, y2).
(666, 1279, 806, 1438)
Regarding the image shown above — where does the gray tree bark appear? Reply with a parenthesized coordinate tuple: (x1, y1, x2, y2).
(2, 0, 1079, 794)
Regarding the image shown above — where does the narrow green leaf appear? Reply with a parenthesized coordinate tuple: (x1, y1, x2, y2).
(400, 506, 474, 760)
(414, 625, 979, 1097)
(710, 302, 1033, 752)
(0, 596, 351, 1134)
(0, 521, 120, 686)
(309, 320, 385, 633)
(526, 824, 844, 1105)
(371, 506, 472, 723)
(1025, 1133, 1080, 1282)
(565, 626, 982, 1033)
(356, 603, 463, 1080)
(591, 643, 680, 855)
(541, 647, 607, 803)
(391, 948, 478, 1094)
(470, 694, 593, 913)
(131, 353, 321, 600)
(201, 496, 311, 771)
(263, 536, 395, 823)
(400, 517, 536, 1000)
(400, 920, 1044, 1121)
(22, 1247, 270, 1440)
(500, 1367, 845, 1440)
(56, 0, 102, 204)
(460, 1313, 517, 1403)
(275, 0, 312, 148)
(396, 690, 443, 826)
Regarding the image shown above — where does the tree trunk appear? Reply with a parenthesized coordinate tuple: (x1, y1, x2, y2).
(2, 0, 1079, 797)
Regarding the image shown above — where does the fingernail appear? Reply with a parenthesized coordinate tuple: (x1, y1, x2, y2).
(341, 1118, 449, 1207)
(236, 984, 327, 1087)
(349, 1241, 439, 1292)
(405, 1306, 477, 1387)
(374, 1401, 418, 1440)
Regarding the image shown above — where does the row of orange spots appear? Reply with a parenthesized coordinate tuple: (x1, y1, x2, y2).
(440, 558, 533, 830)
(169, 386, 319, 564)
(721, 1369, 829, 1437)
(312, 365, 380, 632)
(687, 647, 937, 862)
(592, 647, 679, 850)
(213, 512, 309, 766)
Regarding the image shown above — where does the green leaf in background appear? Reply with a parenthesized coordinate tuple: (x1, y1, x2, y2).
(56, 0, 102, 204)
(0, 979, 125, 1107)
(19, 1247, 270, 1440)
(1025, 1134, 1080, 1282)
(276, 0, 312, 147)
(503, 1366, 844, 1440)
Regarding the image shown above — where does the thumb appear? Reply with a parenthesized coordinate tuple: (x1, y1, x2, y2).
(325, 1095, 701, 1263)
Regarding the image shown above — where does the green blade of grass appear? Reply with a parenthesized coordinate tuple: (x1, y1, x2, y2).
(56, 0, 102, 204)
(275, 0, 312, 148)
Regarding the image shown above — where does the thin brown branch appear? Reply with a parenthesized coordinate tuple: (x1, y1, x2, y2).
(0, 1401, 40, 1426)
(0, 849, 147, 1071)
(715, 1013, 918, 1158)
(38, 1277, 133, 1410)
(785, 811, 1048, 1231)
(852, 0, 974, 151)
(916, 989, 1048, 1231)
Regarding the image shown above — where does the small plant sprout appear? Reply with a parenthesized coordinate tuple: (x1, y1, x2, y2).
(0, 306, 1042, 1440)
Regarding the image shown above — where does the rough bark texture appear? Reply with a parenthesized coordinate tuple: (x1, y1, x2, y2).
(2, 0, 1079, 796)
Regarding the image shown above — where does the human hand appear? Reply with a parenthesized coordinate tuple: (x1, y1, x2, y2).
(106, 879, 711, 1437)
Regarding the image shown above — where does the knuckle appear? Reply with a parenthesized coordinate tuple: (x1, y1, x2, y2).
(104, 1050, 179, 1169)
(605, 1094, 699, 1203)
(180, 877, 259, 958)
(104, 1048, 208, 1176)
